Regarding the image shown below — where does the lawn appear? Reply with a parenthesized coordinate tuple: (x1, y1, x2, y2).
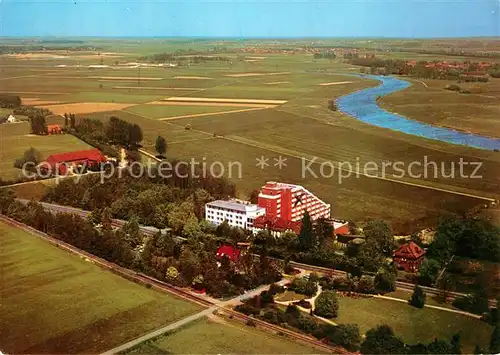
(125, 316, 325, 354)
(0, 122, 92, 180)
(0, 221, 202, 354)
(335, 296, 493, 353)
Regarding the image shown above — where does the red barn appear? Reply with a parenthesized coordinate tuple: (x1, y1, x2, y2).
(43, 148, 106, 175)
(393, 241, 426, 273)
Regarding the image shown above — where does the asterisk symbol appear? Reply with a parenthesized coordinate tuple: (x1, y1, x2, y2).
(274, 156, 287, 169)
(256, 156, 269, 169)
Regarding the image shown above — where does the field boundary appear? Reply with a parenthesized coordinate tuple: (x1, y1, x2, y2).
(158, 107, 268, 121)
(224, 135, 497, 203)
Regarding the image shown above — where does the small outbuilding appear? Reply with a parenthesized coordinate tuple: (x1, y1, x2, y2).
(393, 241, 426, 273)
(6, 114, 17, 123)
(47, 124, 63, 135)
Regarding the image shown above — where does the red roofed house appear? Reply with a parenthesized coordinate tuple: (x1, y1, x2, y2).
(47, 124, 63, 135)
(216, 245, 241, 263)
(393, 241, 426, 273)
(43, 148, 106, 175)
(252, 215, 302, 237)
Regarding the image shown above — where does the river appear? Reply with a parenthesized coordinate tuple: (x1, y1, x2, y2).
(336, 75, 500, 151)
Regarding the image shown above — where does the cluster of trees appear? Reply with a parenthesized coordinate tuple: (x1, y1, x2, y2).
(313, 52, 336, 60)
(0, 94, 21, 108)
(66, 116, 119, 158)
(0, 94, 51, 116)
(43, 169, 236, 230)
(13, 147, 42, 170)
(235, 289, 361, 351)
(106, 116, 143, 149)
(321, 268, 396, 295)
(327, 99, 338, 111)
(30, 115, 48, 135)
(428, 215, 500, 264)
(360, 325, 468, 354)
(14, 105, 52, 118)
(0, 189, 281, 298)
(249, 215, 398, 279)
(155, 135, 167, 158)
(350, 57, 492, 82)
(142, 51, 230, 63)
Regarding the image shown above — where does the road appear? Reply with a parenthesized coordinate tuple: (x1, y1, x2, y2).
(100, 306, 219, 355)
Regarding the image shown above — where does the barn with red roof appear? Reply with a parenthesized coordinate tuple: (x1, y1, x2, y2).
(43, 148, 106, 175)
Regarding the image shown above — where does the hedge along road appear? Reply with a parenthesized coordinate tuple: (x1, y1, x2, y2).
(336, 74, 500, 151)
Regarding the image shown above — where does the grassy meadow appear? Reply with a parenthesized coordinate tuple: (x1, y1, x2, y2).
(125, 316, 325, 354)
(0, 221, 202, 354)
(335, 296, 493, 353)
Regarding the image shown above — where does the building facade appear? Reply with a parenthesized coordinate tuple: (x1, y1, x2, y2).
(257, 181, 331, 222)
(205, 199, 266, 229)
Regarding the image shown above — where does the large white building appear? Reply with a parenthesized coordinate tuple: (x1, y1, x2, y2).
(205, 199, 266, 229)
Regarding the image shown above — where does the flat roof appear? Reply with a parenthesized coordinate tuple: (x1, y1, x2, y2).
(206, 200, 262, 212)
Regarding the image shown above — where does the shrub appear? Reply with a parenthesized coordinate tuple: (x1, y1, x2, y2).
(452, 292, 489, 315)
(234, 303, 260, 316)
(374, 267, 397, 293)
(297, 314, 319, 334)
(330, 324, 362, 351)
(331, 276, 355, 291)
(290, 277, 317, 297)
(357, 276, 376, 294)
(314, 290, 339, 318)
(185, 124, 192, 130)
(259, 290, 274, 306)
(409, 285, 426, 308)
(285, 304, 301, 320)
(269, 283, 284, 295)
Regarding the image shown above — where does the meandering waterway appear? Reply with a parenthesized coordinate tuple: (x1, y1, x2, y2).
(336, 75, 500, 151)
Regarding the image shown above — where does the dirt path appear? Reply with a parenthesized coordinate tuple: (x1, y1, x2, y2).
(374, 295, 481, 318)
(158, 107, 268, 121)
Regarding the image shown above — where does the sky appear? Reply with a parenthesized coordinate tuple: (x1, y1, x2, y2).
(0, 0, 499, 38)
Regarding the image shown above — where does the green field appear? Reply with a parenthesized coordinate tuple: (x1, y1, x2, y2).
(381, 78, 500, 139)
(0, 121, 91, 180)
(0, 221, 202, 354)
(335, 296, 493, 353)
(126, 316, 325, 354)
(2, 38, 500, 233)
